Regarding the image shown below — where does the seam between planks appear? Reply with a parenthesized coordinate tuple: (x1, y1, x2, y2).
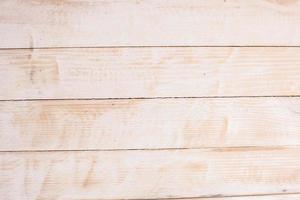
(2, 45, 300, 50)
(1, 95, 300, 102)
(64, 192, 300, 200)
(1, 145, 299, 153)
(118, 192, 300, 200)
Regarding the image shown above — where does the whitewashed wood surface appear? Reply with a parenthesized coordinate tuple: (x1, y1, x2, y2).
(1, 148, 300, 200)
(0, 0, 300, 199)
(1, 47, 300, 100)
(1, 98, 300, 151)
(1, 0, 300, 48)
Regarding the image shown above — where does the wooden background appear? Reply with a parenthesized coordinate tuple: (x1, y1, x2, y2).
(1, 0, 300, 199)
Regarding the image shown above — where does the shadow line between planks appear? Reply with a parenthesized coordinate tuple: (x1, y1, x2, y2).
(1, 95, 300, 102)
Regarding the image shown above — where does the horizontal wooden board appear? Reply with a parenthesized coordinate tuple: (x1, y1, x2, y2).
(1, 97, 300, 151)
(1, 148, 300, 199)
(1, 47, 300, 100)
(1, 0, 300, 48)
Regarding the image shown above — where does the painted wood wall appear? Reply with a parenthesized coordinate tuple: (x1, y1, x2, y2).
(1, 0, 300, 199)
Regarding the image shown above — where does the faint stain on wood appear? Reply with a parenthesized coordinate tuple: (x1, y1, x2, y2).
(267, 0, 300, 6)
(212, 146, 287, 153)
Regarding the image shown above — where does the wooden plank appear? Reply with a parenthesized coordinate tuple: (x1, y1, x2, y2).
(1, 47, 300, 100)
(1, 97, 300, 151)
(1, 0, 300, 48)
(1, 148, 300, 199)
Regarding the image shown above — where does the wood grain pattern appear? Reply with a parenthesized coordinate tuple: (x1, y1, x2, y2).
(1, 0, 300, 48)
(1, 148, 300, 200)
(1, 97, 300, 151)
(1, 1, 300, 199)
(1, 47, 300, 100)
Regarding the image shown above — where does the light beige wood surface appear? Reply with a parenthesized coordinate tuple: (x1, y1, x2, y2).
(1, 1, 300, 199)
(1, 97, 300, 151)
(1, 0, 300, 48)
(1, 148, 300, 200)
(1, 47, 300, 100)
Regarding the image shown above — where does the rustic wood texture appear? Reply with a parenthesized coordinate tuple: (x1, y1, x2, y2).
(1, 1, 300, 199)
(1, 0, 300, 48)
(1, 47, 300, 100)
(1, 148, 300, 200)
(1, 97, 300, 151)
